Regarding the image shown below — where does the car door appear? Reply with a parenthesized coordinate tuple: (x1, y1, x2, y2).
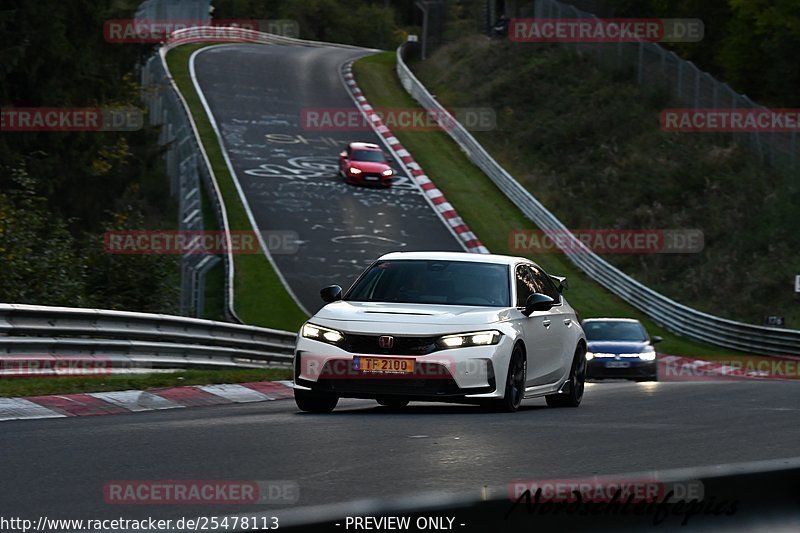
(514, 264, 558, 387)
(529, 265, 574, 383)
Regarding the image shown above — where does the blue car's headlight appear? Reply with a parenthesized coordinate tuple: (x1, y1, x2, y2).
(638, 350, 656, 361)
(619, 350, 657, 361)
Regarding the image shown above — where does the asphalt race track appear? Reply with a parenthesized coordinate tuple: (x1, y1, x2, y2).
(3, 381, 799, 524)
(191, 44, 463, 314)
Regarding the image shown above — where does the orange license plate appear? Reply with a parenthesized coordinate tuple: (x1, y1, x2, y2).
(354, 357, 415, 374)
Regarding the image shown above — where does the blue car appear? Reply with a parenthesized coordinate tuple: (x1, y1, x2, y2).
(582, 318, 662, 381)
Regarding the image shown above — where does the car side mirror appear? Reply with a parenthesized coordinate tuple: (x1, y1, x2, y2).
(523, 293, 554, 316)
(550, 275, 568, 293)
(651, 335, 663, 345)
(320, 285, 343, 303)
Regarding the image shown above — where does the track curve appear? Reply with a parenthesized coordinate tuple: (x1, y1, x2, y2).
(191, 44, 463, 313)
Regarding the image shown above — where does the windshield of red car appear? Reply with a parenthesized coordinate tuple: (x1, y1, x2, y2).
(350, 150, 386, 163)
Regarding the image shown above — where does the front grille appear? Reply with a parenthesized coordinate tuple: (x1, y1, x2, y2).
(588, 362, 655, 378)
(343, 334, 439, 355)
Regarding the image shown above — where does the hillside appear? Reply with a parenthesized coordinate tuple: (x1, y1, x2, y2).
(412, 37, 799, 327)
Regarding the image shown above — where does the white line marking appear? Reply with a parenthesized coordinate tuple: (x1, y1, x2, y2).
(189, 46, 311, 316)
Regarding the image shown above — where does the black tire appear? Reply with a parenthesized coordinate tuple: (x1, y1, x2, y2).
(376, 399, 409, 409)
(546, 344, 586, 408)
(494, 345, 526, 412)
(295, 389, 338, 413)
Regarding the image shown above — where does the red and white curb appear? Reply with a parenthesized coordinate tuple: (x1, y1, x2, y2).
(0, 381, 294, 422)
(341, 62, 489, 254)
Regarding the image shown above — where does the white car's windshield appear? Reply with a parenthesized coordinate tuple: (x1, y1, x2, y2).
(346, 260, 510, 307)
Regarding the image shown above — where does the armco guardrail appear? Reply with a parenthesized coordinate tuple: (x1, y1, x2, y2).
(0, 304, 296, 369)
(164, 25, 376, 50)
(396, 43, 800, 357)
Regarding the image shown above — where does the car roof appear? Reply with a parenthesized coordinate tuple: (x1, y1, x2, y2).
(349, 142, 382, 151)
(376, 251, 539, 268)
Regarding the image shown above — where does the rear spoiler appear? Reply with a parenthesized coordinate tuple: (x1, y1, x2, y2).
(550, 275, 569, 293)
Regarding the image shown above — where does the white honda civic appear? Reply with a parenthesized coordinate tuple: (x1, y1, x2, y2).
(292, 251, 587, 413)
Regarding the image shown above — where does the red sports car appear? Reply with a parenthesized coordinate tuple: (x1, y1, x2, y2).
(339, 142, 394, 187)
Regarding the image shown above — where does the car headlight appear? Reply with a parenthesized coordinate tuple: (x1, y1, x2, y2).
(301, 323, 344, 345)
(638, 351, 656, 361)
(382, 169, 393, 176)
(349, 168, 362, 175)
(619, 351, 657, 361)
(437, 330, 502, 349)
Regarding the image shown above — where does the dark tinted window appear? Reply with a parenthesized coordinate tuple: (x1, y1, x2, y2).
(346, 260, 510, 307)
(515, 265, 536, 307)
(351, 150, 386, 163)
(583, 321, 648, 341)
(530, 265, 561, 303)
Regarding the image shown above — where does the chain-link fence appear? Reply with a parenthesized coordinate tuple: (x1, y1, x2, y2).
(535, 0, 797, 173)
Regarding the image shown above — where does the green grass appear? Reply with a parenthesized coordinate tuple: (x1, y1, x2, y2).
(165, 44, 308, 331)
(0, 368, 292, 398)
(352, 52, 756, 360)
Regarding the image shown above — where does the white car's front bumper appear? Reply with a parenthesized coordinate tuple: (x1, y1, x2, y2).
(293, 332, 516, 400)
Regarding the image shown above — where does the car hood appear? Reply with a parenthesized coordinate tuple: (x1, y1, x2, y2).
(587, 340, 651, 354)
(350, 160, 390, 173)
(314, 301, 512, 327)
